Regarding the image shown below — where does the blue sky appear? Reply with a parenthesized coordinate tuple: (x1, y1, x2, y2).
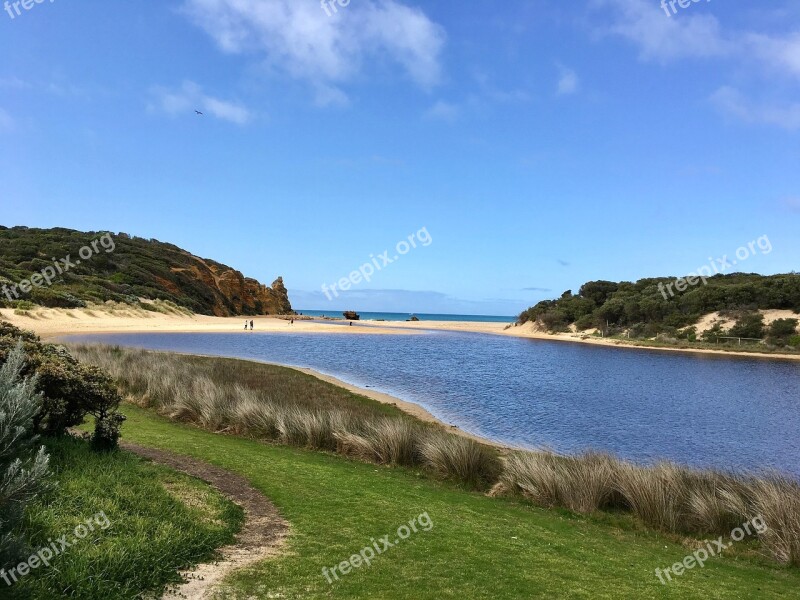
(1, 0, 799, 315)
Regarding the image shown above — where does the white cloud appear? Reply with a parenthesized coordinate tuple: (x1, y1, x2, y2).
(595, 0, 800, 130)
(424, 100, 460, 122)
(181, 0, 446, 104)
(745, 32, 800, 79)
(556, 65, 579, 95)
(593, 0, 730, 62)
(594, 0, 800, 78)
(148, 81, 251, 124)
(710, 86, 800, 130)
(0, 108, 14, 131)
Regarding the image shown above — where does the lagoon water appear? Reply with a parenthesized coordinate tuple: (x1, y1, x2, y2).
(66, 331, 800, 477)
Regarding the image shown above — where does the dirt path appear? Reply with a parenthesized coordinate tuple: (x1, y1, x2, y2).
(120, 442, 290, 599)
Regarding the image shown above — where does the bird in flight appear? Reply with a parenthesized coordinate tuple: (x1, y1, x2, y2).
(195, 110, 203, 115)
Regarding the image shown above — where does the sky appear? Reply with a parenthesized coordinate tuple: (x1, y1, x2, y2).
(1, 0, 799, 316)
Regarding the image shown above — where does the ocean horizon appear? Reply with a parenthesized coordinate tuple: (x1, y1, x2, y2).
(296, 310, 516, 323)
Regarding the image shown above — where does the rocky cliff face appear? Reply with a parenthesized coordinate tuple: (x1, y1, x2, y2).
(0, 227, 294, 317)
(181, 257, 293, 317)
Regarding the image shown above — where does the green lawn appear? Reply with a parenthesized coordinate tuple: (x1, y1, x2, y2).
(113, 405, 800, 600)
(6, 436, 243, 600)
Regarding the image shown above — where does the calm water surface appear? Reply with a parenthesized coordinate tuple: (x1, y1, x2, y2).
(66, 331, 800, 477)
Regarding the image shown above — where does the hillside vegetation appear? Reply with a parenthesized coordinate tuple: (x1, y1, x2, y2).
(0, 226, 293, 316)
(519, 273, 800, 346)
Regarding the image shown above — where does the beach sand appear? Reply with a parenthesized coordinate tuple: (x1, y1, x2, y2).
(3, 306, 799, 364)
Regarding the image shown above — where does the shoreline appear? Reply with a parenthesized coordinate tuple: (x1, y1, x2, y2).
(280, 364, 506, 449)
(63, 344, 511, 451)
(4, 306, 800, 363)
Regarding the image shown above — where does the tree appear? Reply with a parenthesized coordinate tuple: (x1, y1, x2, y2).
(0, 342, 53, 567)
(728, 313, 765, 340)
(767, 318, 799, 346)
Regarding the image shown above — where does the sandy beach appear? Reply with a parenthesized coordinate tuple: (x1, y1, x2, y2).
(4, 305, 800, 362)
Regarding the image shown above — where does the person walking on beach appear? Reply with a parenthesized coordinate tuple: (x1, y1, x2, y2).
(244, 320, 248, 331)
(250, 320, 254, 331)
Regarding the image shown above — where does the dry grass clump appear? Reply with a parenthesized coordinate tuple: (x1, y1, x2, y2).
(750, 476, 800, 566)
(613, 461, 688, 532)
(500, 451, 616, 514)
(499, 449, 800, 565)
(420, 433, 501, 488)
(336, 418, 420, 466)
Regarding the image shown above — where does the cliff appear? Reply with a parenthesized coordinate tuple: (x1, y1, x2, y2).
(0, 226, 293, 317)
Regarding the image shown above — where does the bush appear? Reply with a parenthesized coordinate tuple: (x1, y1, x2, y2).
(574, 314, 595, 331)
(0, 342, 53, 568)
(767, 318, 799, 346)
(725, 313, 765, 340)
(0, 321, 124, 449)
(539, 311, 570, 333)
(29, 288, 87, 309)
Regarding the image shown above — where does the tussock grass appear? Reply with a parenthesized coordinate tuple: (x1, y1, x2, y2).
(70, 344, 800, 565)
(70, 345, 499, 489)
(501, 450, 800, 565)
(751, 476, 800, 566)
(500, 451, 616, 514)
(421, 434, 501, 488)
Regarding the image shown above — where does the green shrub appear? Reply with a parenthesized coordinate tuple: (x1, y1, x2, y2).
(728, 313, 766, 340)
(0, 342, 53, 568)
(574, 314, 595, 331)
(29, 288, 86, 309)
(0, 322, 124, 449)
(767, 318, 799, 346)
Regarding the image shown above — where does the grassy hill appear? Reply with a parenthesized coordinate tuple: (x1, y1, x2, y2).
(519, 273, 800, 346)
(0, 226, 293, 316)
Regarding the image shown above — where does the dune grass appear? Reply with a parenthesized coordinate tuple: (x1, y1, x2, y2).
(5, 436, 242, 600)
(70, 345, 502, 490)
(98, 404, 800, 599)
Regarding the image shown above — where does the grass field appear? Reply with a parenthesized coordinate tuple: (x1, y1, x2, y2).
(6, 436, 243, 600)
(106, 405, 800, 599)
